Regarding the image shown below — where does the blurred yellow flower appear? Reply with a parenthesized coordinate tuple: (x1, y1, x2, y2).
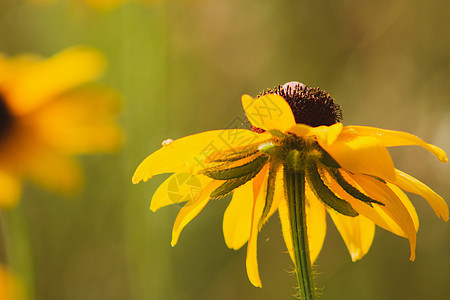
(133, 82, 447, 288)
(0, 46, 122, 208)
(0, 265, 24, 300)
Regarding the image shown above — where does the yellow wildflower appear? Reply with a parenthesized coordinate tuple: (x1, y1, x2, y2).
(133, 81, 447, 289)
(0, 46, 122, 208)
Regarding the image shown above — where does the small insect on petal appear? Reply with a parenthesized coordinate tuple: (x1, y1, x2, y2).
(162, 138, 174, 147)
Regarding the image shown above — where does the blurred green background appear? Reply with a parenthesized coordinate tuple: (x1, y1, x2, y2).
(1, 0, 449, 299)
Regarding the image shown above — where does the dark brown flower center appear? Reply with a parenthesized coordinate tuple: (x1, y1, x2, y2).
(252, 81, 343, 133)
(0, 92, 14, 140)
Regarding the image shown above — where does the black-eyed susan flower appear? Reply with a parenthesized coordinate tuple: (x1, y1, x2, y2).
(133, 81, 447, 298)
(0, 46, 122, 208)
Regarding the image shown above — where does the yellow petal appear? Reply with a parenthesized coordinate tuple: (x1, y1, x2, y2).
(26, 151, 83, 195)
(328, 210, 375, 262)
(278, 174, 327, 265)
(132, 129, 266, 184)
(241, 94, 295, 132)
(0, 264, 25, 300)
(0, 172, 21, 208)
(150, 173, 213, 212)
(278, 198, 294, 263)
(346, 126, 447, 162)
(170, 179, 222, 246)
(7, 46, 106, 116)
(0, 53, 38, 90)
(259, 167, 284, 226)
(387, 183, 419, 232)
(30, 87, 122, 154)
(288, 123, 343, 146)
(305, 182, 327, 263)
(392, 169, 449, 221)
(349, 173, 416, 260)
(268, 169, 285, 217)
(322, 131, 396, 181)
(252, 164, 268, 197)
(223, 180, 254, 250)
(245, 166, 268, 288)
(326, 170, 405, 238)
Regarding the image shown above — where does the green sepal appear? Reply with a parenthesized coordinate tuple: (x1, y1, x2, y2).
(371, 175, 386, 183)
(258, 162, 280, 229)
(306, 161, 358, 217)
(205, 143, 259, 163)
(286, 149, 304, 172)
(210, 173, 256, 198)
(268, 129, 289, 138)
(318, 149, 341, 169)
(202, 155, 268, 180)
(328, 168, 384, 206)
(258, 143, 276, 156)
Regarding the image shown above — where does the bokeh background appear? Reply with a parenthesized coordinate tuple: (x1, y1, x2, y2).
(1, 0, 449, 299)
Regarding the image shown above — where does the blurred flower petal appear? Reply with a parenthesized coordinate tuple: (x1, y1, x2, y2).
(0, 171, 21, 208)
(26, 151, 83, 194)
(6, 47, 106, 116)
(0, 265, 25, 300)
(31, 87, 122, 153)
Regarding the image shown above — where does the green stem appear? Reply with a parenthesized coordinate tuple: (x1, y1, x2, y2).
(2, 203, 35, 300)
(284, 168, 316, 300)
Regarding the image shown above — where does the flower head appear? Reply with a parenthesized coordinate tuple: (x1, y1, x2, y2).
(0, 46, 122, 208)
(133, 81, 447, 288)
